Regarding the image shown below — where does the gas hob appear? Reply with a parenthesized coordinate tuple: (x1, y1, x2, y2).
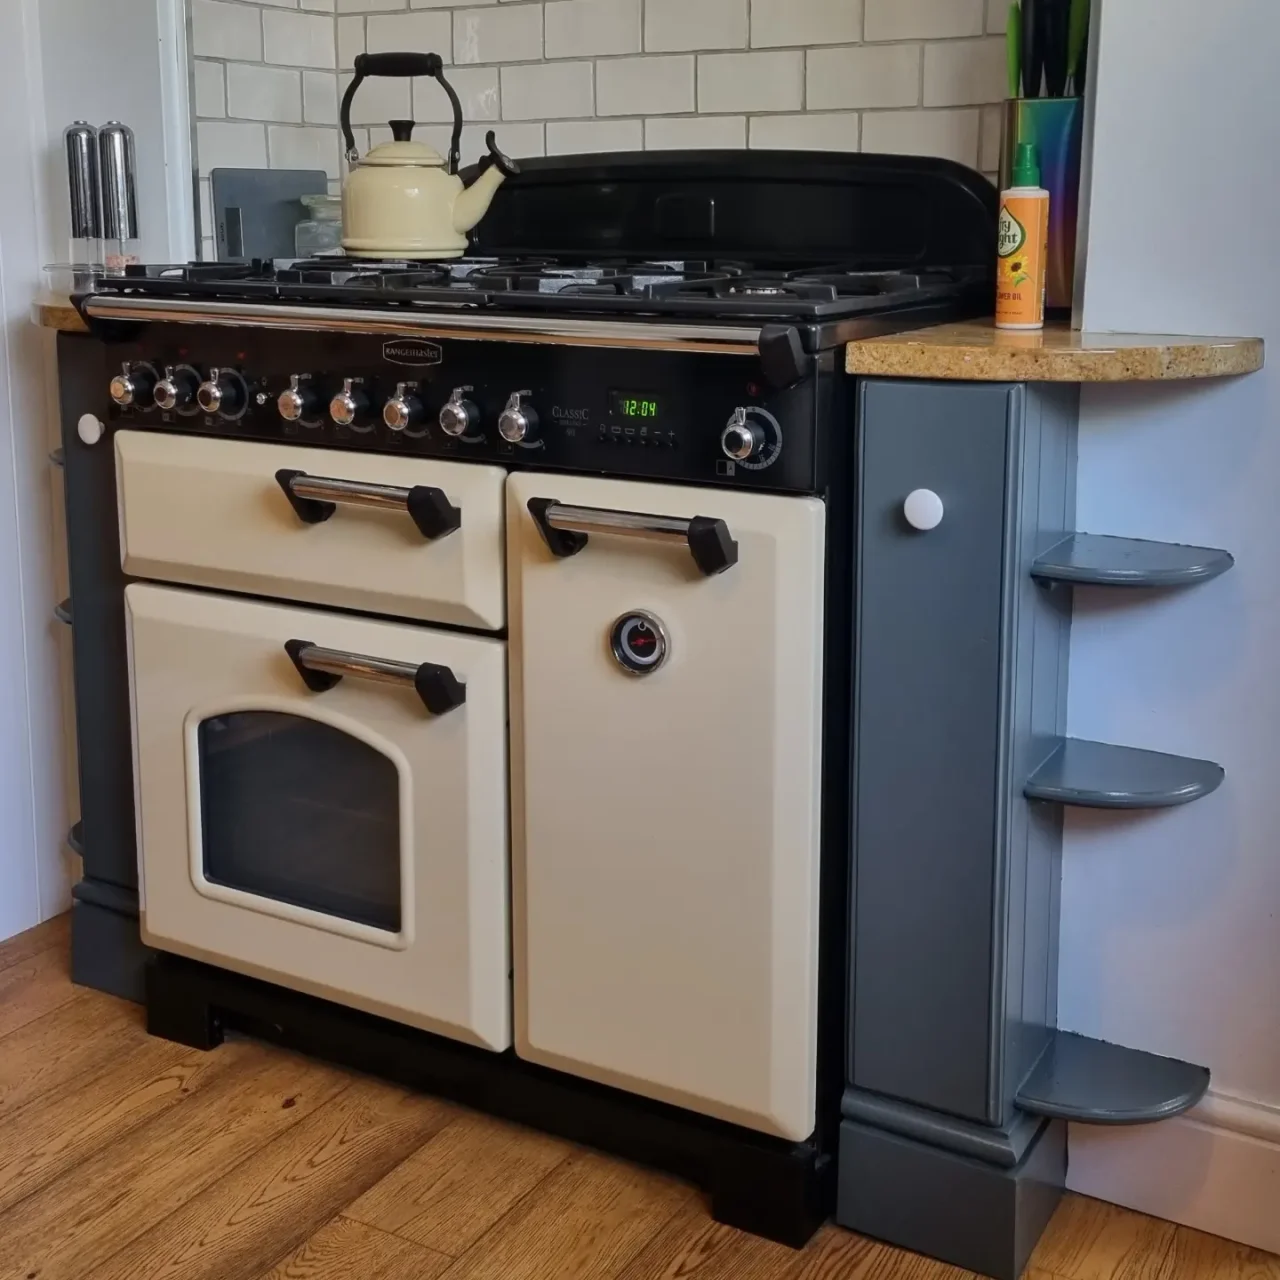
(87, 255, 983, 328)
(79, 150, 998, 354)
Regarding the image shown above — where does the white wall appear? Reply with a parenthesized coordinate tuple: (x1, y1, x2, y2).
(0, 0, 192, 942)
(193, 0, 1015, 261)
(0, 0, 70, 938)
(37, 0, 193, 266)
(1063, 0, 1280, 1252)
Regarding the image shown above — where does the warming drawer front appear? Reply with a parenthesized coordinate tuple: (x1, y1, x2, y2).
(507, 471, 825, 1141)
(115, 430, 506, 629)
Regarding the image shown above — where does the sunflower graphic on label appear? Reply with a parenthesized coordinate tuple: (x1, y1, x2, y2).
(997, 207, 1029, 285)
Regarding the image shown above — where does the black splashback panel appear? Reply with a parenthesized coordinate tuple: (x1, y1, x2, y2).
(470, 150, 998, 270)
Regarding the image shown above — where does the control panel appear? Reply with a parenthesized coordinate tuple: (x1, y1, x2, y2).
(100, 327, 823, 493)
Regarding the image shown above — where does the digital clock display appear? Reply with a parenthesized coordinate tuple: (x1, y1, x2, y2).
(609, 390, 663, 421)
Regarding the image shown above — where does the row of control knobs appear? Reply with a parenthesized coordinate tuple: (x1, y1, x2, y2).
(109, 363, 540, 442)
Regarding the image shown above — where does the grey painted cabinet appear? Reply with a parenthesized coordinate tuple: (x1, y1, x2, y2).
(839, 378, 1218, 1280)
(840, 378, 1077, 1280)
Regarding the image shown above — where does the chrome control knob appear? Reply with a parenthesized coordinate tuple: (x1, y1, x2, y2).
(153, 365, 198, 412)
(498, 390, 538, 444)
(197, 367, 245, 417)
(109, 362, 155, 409)
(330, 377, 370, 429)
(721, 407, 764, 462)
(383, 382, 424, 432)
(439, 386, 479, 438)
(278, 374, 321, 423)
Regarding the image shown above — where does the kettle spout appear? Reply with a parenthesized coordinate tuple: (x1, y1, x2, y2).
(453, 131, 518, 235)
(453, 163, 506, 236)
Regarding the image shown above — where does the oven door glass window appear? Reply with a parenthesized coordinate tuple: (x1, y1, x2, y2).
(197, 710, 401, 932)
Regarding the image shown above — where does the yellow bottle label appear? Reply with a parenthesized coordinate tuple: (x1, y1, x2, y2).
(995, 192, 1049, 329)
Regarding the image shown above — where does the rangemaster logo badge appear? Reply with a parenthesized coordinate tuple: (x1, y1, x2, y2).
(382, 340, 443, 367)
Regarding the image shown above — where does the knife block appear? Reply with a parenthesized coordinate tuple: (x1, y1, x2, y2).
(1000, 97, 1083, 312)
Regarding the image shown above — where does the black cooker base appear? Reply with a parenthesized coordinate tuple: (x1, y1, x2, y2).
(144, 950, 833, 1248)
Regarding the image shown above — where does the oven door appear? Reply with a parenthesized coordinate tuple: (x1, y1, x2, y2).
(126, 582, 510, 1049)
(507, 472, 825, 1140)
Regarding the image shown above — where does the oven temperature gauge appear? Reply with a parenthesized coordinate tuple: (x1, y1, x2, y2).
(721, 406, 782, 470)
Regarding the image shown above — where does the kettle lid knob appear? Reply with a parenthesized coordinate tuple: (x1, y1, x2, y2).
(389, 119, 415, 142)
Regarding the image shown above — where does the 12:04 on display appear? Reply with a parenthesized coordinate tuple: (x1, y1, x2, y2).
(609, 390, 662, 421)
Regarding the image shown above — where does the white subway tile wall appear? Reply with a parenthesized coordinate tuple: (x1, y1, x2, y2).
(190, 0, 1009, 259)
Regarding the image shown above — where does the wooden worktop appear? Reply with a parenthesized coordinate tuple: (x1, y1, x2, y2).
(32, 295, 88, 333)
(846, 321, 1264, 382)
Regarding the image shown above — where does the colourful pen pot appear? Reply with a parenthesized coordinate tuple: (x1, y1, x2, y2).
(1000, 97, 1083, 312)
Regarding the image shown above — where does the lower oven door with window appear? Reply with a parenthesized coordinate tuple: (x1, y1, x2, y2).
(125, 582, 510, 1049)
(507, 472, 825, 1141)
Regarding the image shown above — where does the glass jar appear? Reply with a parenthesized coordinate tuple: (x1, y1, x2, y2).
(294, 194, 344, 257)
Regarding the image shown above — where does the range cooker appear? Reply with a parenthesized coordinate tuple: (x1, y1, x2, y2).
(65, 150, 997, 1245)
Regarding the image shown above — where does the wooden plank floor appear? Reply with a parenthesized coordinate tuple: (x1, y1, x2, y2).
(0, 916, 1272, 1280)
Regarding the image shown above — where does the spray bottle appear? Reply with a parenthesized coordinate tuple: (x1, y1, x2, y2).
(995, 141, 1050, 330)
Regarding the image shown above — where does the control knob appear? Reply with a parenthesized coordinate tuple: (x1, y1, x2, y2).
(438, 386, 480, 438)
(498, 390, 538, 444)
(277, 374, 322, 424)
(330, 377, 371, 430)
(153, 365, 199, 412)
(719, 405, 782, 470)
(721, 407, 764, 462)
(383, 382, 425, 433)
(196, 367, 247, 417)
(108, 362, 156, 409)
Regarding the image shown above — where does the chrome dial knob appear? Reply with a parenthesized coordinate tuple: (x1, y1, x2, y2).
(277, 374, 320, 423)
(109, 362, 155, 408)
(153, 365, 197, 412)
(196, 367, 245, 417)
(329, 377, 370, 429)
(439, 386, 479, 438)
(383, 382, 424, 432)
(720, 407, 764, 462)
(498, 390, 538, 444)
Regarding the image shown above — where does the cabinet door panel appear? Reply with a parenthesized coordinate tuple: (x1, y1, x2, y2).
(508, 472, 825, 1141)
(851, 380, 1017, 1125)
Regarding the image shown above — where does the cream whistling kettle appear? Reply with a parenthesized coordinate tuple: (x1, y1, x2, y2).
(339, 51, 519, 259)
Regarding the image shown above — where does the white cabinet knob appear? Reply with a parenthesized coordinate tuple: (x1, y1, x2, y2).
(903, 488, 944, 531)
(77, 414, 104, 446)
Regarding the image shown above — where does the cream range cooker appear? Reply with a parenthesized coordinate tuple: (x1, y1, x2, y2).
(61, 150, 995, 1248)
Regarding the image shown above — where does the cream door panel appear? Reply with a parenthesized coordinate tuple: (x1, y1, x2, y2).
(116, 430, 506, 629)
(126, 582, 509, 1049)
(507, 471, 825, 1141)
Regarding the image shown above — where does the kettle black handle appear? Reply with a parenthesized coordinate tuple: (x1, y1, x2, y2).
(340, 51, 463, 175)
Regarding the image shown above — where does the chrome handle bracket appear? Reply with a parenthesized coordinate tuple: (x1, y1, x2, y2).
(527, 498, 738, 577)
(275, 468, 461, 540)
(284, 640, 466, 715)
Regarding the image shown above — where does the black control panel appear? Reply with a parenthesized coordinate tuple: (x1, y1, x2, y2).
(98, 324, 823, 494)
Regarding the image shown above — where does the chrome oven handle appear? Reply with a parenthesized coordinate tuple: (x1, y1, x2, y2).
(284, 640, 466, 715)
(527, 498, 738, 577)
(274, 469, 461, 541)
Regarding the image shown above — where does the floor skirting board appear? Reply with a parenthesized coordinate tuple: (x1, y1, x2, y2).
(1068, 1089, 1280, 1256)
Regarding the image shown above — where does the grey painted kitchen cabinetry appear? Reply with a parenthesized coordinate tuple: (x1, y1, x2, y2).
(837, 379, 1218, 1280)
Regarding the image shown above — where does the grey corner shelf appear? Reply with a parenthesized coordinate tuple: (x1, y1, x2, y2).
(1024, 738, 1224, 809)
(1015, 1030, 1210, 1124)
(1032, 534, 1234, 588)
(53, 597, 73, 626)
